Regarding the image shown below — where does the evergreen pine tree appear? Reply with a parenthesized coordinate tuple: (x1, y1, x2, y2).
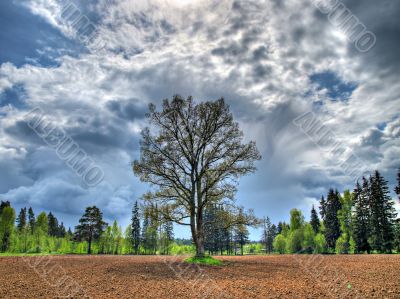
(277, 222, 283, 234)
(369, 170, 397, 253)
(58, 222, 66, 238)
(324, 189, 342, 250)
(395, 168, 400, 200)
(261, 217, 275, 254)
(48, 212, 59, 237)
(319, 195, 326, 221)
(310, 205, 320, 233)
(131, 201, 141, 255)
(28, 207, 35, 234)
(163, 220, 174, 255)
(353, 178, 371, 253)
(74, 206, 107, 254)
(17, 207, 27, 232)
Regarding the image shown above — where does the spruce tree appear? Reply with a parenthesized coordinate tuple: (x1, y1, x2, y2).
(319, 196, 326, 221)
(28, 207, 35, 234)
(58, 222, 66, 238)
(163, 220, 174, 254)
(369, 170, 397, 253)
(324, 189, 342, 250)
(395, 168, 400, 200)
(17, 208, 27, 232)
(310, 205, 320, 233)
(277, 222, 283, 234)
(353, 178, 371, 253)
(131, 201, 141, 255)
(48, 212, 59, 237)
(261, 217, 275, 254)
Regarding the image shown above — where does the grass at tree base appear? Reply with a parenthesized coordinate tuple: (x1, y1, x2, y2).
(184, 256, 223, 266)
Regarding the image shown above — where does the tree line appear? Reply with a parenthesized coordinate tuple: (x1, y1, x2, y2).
(1, 169, 398, 255)
(0, 201, 177, 255)
(270, 169, 400, 254)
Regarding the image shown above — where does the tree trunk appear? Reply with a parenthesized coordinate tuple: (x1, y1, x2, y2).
(195, 236, 205, 257)
(88, 238, 92, 254)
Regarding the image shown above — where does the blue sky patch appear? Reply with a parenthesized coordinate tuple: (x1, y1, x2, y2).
(310, 71, 357, 102)
(0, 1, 83, 67)
(0, 84, 28, 109)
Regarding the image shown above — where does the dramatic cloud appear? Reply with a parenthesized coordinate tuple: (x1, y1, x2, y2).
(0, 0, 399, 237)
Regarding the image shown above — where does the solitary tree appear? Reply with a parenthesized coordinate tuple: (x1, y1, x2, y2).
(75, 206, 107, 254)
(131, 201, 141, 254)
(133, 95, 261, 257)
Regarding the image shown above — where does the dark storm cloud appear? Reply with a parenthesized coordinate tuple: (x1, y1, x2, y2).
(106, 99, 147, 120)
(344, 0, 400, 76)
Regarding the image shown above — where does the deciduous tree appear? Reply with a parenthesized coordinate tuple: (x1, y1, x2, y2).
(133, 96, 261, 257)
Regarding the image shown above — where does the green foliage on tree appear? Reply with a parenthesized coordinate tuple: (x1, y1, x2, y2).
(261, 217, 276, 254)
(0, 201, 10, 215)
(74, 206, 107, 254)
(273, 234, 286, 254)
(16, 208, 26, 232)
(48, 212, 59, 237)
(234, 209, 249, 255)
(324, 189, 342, 251)
(303, 223, 316, 253)
(314, 233, 327, 253)
(395, 168, 400, 199)
(133, 96, 261, 257)
(131, 201, 141, 255)
(369, 170, 397, 253)
(353, 178, 371, 253)
(0, 206, 16, 252)
(310, 205, 320, 234)
(28, 207, 35, 234)
(336, 190, 353, 254)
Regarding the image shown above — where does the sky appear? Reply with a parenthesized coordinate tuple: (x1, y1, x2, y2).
(0, 0, 399, 240)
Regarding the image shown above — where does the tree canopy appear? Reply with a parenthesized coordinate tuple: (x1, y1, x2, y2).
(133, 95, 261, 256)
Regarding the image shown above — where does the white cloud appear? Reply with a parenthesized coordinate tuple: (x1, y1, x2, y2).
(1, 0, 399, 234)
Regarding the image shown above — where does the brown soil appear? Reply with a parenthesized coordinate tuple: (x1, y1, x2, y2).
(0, 255, 399, 298)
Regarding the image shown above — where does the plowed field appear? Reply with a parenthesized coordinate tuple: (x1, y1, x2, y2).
(1, 255, 399, 298)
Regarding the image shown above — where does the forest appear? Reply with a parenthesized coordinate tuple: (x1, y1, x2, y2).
(1, 169, 399, 256)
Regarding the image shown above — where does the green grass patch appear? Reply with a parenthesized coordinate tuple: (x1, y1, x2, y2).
(184, 256, 223, 266)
